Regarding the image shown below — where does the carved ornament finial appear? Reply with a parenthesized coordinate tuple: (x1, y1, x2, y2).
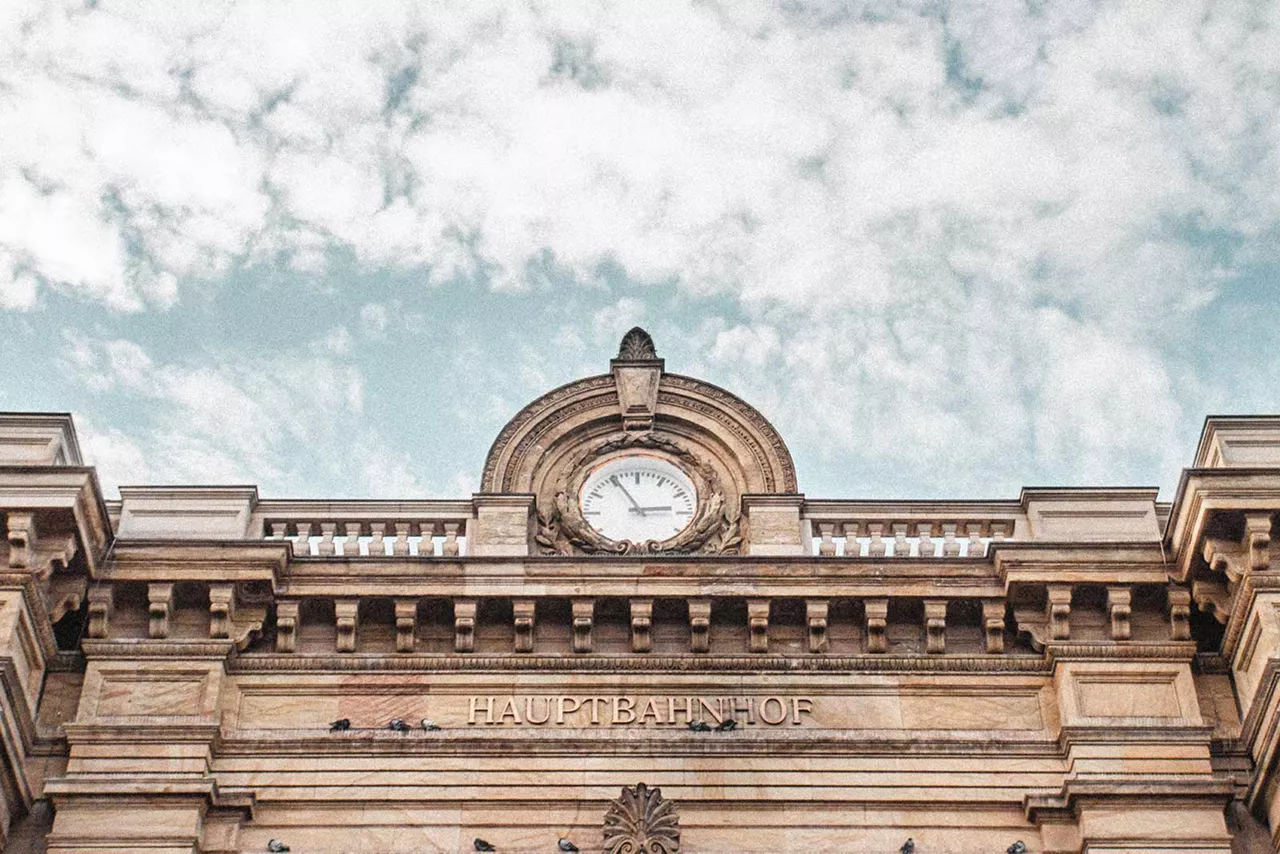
(603, 782, 680, 853)
(617, 327, 658, 360)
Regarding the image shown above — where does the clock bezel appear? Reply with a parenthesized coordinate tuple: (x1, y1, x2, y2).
(575, 453, 700, 544)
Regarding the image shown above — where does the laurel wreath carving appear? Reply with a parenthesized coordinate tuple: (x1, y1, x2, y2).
(602, 782, 680, 854)
(535, 433, 741, 557)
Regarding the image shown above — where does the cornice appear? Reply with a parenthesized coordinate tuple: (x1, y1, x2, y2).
(228, 652, 1054, 674)
(1045, 642, 1198, 663)
(104, 540, 289, 582)
(81, 639, 236, 660)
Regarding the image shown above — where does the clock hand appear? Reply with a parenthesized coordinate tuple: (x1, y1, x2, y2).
(610, 476, 646, 515)
(628, 505, 673, 513)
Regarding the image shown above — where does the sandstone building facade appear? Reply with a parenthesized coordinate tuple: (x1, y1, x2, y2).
(1, 328, 1278, 852)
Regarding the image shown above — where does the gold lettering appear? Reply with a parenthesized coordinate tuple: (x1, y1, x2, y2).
(637, 697, 663, 724)
(556, 696, 581, 724)
(759, 696, 787, 725)
(612, 696, 636, 724)
(791, 697, 814, 725)
(525, 696, 551, 725)
(468, 696, 494, 726)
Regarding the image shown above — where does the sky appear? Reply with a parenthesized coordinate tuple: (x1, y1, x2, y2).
(1, 0, 1278, 502)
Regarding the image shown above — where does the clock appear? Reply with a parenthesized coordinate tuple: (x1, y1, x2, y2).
(578, 455, 698, 543)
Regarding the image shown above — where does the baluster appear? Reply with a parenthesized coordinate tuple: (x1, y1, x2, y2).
(991, 522, 1008, 542)
(344, 522, 362, 556)
(841, 522, 860, 557)
(816, 522, 836, 557)
(293, 522, 313, 557)
(392, 523, 411, 557)
(442, 522, 461, 557)
(416, 522, 436, 556)
(892, 523, 910, 557)
(318, 522, 337, 557)
(269, 522, 289, 542)
(941, 523, 960, 557)
(965, 523, 984, 557)
(867, 523, 886, 557)
(917, 522, 935, 557)
(368, 523, 387, 556)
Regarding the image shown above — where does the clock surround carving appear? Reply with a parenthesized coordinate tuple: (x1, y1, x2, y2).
(536, 433, 742, 557)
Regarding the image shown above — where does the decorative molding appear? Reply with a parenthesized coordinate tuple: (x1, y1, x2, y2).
(226, 652, 1055, 674)
(535, 433, 741, 557)
(616, 329, 658, 360)
(603, 783, 679, 854)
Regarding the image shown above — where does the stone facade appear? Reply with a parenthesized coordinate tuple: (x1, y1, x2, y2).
(0, 330, 1277, 852)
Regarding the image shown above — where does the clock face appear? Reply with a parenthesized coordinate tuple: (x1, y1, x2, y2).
(578, 455, 698, 543)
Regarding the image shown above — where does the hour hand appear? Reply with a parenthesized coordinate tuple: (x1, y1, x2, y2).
(628, 505, 672, 513)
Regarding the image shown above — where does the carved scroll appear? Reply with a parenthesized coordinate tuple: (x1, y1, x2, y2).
(603, 782, 680, 854)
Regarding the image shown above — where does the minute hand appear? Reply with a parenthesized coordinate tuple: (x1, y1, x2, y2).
(610, 476, 646, 515)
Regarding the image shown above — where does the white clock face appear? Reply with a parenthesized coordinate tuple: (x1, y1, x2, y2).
(578, 455, 698, 543)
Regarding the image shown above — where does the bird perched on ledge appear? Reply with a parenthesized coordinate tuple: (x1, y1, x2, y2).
(266, 841, 290, 852)
(421, 719, 441, 731)
(901, 839, 915, 854)
(473, 838, 496, 851)
(1007, 843, 1027, 854)
(558, 839, 580, 852)
(388, 718, 411, 733)
(329, 718, 350, 732)
(715, 719, 737, 731)
(688, 720, 712, 732)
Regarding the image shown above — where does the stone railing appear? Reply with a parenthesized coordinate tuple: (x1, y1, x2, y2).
(802, 501, 1026, 558)
(253, 500, 473, 557)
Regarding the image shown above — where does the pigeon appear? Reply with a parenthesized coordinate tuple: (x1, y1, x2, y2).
(329, 718, 351, 732)
(388, 718, 411, 733)
(421, 718, 441, 731)
(558, 840, 579, 852)
(715, 719, 737, 732)
(473, 839, 496, 852)
(1007, 843, 1027, 854)
(900, 839, 915, 854)
(688, 721, 712, 732)
(267, 841, 290, 853)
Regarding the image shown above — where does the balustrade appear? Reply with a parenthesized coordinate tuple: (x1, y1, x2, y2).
(804, 503, 1021, 558)
(256, 501, 471, 557)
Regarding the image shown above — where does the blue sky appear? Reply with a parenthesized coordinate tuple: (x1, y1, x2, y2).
(2, 1, 1278, 501)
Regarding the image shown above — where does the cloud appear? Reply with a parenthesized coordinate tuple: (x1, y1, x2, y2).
(5, 1, 1279, 497)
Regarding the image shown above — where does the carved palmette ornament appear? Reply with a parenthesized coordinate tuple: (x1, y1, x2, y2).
(535, 433, 742, 557)
(603, 782, 680, 854)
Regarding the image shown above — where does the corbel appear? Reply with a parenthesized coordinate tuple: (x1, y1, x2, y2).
(689, 599, 711, 653)
(806, 599, 829, 654)
(572, 598, 594, 653)
(395, 599, 417, 652)
(1167, 586, 1192, 641)
(1246, 512, 1273, 572)
(747, 598, 770, 653)
(49, 575, 87, 622)
(982, 599, 1005, 654)
(209, 584, 234, 639)
(1192, 580, 1230, 625)
(1107, 585, 1131, 640)
(6, 512, 34, 569)
(1047, 584, 1071, 640)
(335, 600, 358, 653)
(454, 598, 476, 653)
(630, 598, 653, 653)
(513, 599, 536, 653)
(148, 583, 173, 639)
(865, 598, 888, 653)
(924, 599, 946, 654)
(87, 586, 113, 639)
(275, 600, 299, 653)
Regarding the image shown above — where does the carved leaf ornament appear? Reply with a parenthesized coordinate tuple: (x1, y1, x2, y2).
(535, 433, 742, 557)
(616, 327, 659, 360)
(603, 783, 680, 854)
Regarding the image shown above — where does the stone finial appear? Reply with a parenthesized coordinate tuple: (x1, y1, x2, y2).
(603, 782, 680, 854)
(616, 327, 658, 360)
